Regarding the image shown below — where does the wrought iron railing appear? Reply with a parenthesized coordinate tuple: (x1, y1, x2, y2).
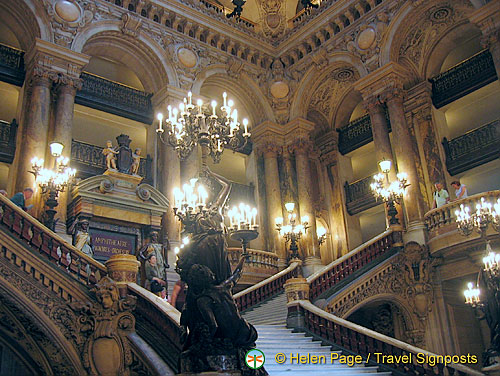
(289, 300, 483, 376)
(233, 261, 300, 312)
(344, 175, 379, 215)
(76, 72, 154, 124)
(0, 194, 107, 286)
(430, 49, 498, 109)
(442, 119, 500, 176)
(338, 111, 391, 155)
(0, 119, 17, 164)
(0, 43, 25, 86)
(307, 229, 401, 301)
(71, 139, 153, 183)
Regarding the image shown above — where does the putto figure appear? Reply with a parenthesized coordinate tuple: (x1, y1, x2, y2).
(130, 148, 141, 175)
(103, 140, 118, 170)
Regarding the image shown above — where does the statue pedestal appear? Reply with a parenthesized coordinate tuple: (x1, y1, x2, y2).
(103, 169, 143, 186)
(105, 254, 140, 295)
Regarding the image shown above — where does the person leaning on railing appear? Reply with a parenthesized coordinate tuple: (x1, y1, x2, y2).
(10, 187, 34, 212)
(432, 182, 450, 209)
(451, 180, 468, 200)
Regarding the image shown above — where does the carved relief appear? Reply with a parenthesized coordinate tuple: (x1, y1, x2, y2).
(71, 276, 137, 376)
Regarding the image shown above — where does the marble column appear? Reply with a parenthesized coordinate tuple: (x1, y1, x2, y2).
(261, 142, 287, 268)
(15, 71, 51, 194)
(290, 139, 321, 272)
(51, 80, 81, 227)
(385, 90, 426, 242)
(364, 97, 403, 228)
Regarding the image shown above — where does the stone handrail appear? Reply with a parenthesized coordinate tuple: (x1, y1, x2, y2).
(127, 283, 182, 373)
(227, 247, 279, 270)
(0, 194, 107, 285)
(290, 300, 484, 376)
(233, 261, 300, 311)
(424, 190, 500, 233)
(307, 229, 400, 301)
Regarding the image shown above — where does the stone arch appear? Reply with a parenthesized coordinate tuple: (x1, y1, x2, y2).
(332, 89, 364, 129)
(382, 0, 475, 81)
(193, 66, 275, 125)
(290, 53, 366, 120)
(0, 0, 52, 50)
(0, 273, 85, 375)
(342, 294, 420, 335)
(72, 22, 177, 91)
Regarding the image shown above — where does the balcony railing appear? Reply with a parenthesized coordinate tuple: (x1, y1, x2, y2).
(227, 247, 279, 287)
(0, 44, 25, 86)
(307, 229, 401, 301)
(344, 175, 379, 215)
(0, 194, 107, 286)
(76, 72, 154, 124)
(338, 112, 391, 155)
(0, 119, 17, 164)
(233, 261, 300, 312)
(128, 283, 182, 374)
(424, 190, 500, 234)
(430, 49, 498, 109)
(289, 300, 483, 376)
(71, 139, 153, 184)
(442, 119, 500, 176)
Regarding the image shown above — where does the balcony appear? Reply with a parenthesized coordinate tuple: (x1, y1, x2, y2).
(338, 112, 391, 155)
(344, 175, 379, 215)
(0, 44, 24, 86)
(424, 190, 500, 254)
(442, 119, 500, 176)
(71, 139, 153, 184)
(0, 119, 17, 164)
(227, 248, 279, 291)
(429, 49, 498, 109)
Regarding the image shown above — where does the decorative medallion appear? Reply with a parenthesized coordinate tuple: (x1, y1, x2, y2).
(333, 68, 355, 82)
(136, 185, 151, 201)
(357, 27, 376, 50)
(270, 81, 290, 99)
(54, 0, 81, 22)
(430, 6, 451, 23)
(99, 179, 114, 194)
(177, 47, 198, 68)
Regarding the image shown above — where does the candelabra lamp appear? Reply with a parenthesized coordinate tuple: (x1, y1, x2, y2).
(370, 159, 409, 226)
(30, 142, 76, 231)
(228, 203, 259, 255)
(317, 226, 327, 247)
(172, 178, 212, 235)
(156, 91, 250, 166)
(275, 202, 309, 261)
(460, 197, 500, 370)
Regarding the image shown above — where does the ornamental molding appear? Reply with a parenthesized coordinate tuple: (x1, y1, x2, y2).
(326, 242, 437, 340)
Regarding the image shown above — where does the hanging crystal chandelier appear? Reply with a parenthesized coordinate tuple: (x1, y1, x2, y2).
(455, 198, 500, 236)
(156, 91, 251, 164)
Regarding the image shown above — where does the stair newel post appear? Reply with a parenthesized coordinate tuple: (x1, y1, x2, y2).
(284, 260, 309, 330)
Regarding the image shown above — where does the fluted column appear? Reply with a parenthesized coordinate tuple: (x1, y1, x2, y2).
(260, 142, 287, 267)
(385, 89, 426, 231)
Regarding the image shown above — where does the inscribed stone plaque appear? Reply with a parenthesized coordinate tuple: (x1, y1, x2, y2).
(90, 229, 136, 262)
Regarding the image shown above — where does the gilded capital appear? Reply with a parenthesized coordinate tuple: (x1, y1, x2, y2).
(257, 140, 282, 158)
(288, 138, 313, 156)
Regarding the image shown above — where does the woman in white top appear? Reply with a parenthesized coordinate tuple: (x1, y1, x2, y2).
(451, 180, 468, 200)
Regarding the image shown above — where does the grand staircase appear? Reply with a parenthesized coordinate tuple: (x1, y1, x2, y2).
(242, 292, 391, 376)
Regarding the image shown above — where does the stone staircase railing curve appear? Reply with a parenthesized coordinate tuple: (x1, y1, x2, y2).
(289, 300, 485, 376)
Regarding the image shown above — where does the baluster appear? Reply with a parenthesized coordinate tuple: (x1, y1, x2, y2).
(12, 211, 23, 235)
(41, 232, 52, 255)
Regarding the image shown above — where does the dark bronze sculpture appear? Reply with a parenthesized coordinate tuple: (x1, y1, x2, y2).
(175, 169, 267, 375)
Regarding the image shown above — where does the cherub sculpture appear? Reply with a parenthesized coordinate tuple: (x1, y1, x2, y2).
(130, 148, 141, 175)
(102, 140, 118, 170)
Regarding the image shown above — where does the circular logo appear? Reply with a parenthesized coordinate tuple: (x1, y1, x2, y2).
(245, 349, 265, 370)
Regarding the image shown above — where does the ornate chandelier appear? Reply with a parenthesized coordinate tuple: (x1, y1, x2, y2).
(455, 198, 500, 236)
(156, 91, 250, 164)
